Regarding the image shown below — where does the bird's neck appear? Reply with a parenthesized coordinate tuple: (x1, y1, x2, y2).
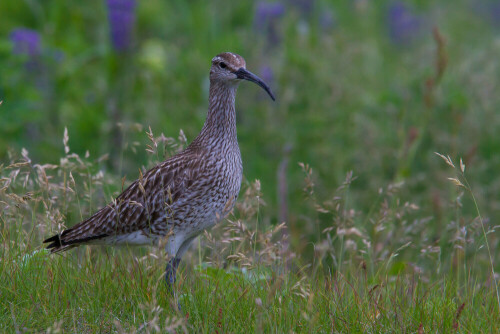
(193, 80, 238, 148)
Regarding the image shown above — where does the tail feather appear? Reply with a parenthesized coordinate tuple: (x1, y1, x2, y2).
(44, 233, 74, 253)
(44, 206, 114, 253)
(44, 228, 109, 253)
(43, 234, 62, 249)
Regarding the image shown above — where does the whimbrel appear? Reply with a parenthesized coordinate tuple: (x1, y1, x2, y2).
(44, 52, 275, 287)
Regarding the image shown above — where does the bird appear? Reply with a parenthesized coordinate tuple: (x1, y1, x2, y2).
(43, 52, 275, 288)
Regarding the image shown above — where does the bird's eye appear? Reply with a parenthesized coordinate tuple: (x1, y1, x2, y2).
(219, 62, 227, 69)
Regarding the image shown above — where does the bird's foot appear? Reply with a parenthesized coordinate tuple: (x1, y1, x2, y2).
(165, 257, 181, 290)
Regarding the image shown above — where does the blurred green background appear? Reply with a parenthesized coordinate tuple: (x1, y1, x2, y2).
(1, 0, 499, 268)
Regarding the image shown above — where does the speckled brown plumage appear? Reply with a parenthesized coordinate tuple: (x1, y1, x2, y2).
(44, 52, 275, 283)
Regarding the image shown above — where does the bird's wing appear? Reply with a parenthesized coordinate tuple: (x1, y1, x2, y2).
(44, 151, 205, 250)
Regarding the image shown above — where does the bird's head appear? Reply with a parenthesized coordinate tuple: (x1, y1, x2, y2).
(210, 52, 275, 101)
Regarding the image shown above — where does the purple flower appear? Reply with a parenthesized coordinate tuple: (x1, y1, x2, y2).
(255, 2, 285, 45)
(471, 1, 500, 27)
(107, 0, 136, 52)
(320, 9, 336, 32)
(255, 2, 285, 28)
(490, 2, 500, 26)
(288, 0, 314, 16)
(387, 2, 421, 44)
(10, 28, 41, 57)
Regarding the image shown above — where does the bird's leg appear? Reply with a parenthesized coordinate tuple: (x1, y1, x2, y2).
(165, 257, 182, 311)
(165, 235, 196, 290)
(165, 257, 181, 290)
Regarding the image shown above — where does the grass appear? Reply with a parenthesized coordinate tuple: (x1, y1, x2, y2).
(3, 251, 498, 332)
(0, 142, 498, 332)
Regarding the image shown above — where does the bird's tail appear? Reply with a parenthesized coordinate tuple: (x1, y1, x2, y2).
(43, 207, 111, 253)
(43, 234, 78, 253)
(43, 230, 108, 253)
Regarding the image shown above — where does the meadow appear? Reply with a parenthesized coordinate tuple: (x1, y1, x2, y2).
(1, 0, 499, 332)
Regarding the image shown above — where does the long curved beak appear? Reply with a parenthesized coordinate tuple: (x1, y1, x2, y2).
(235, 68, 276, 101)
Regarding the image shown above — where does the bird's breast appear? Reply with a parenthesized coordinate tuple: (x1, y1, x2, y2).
(172, 148, 242, 235)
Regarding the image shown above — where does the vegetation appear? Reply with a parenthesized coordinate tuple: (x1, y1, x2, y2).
(1, 0, 499, 332)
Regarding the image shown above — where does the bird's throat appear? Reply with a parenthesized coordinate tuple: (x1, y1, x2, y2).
(195, 81, 238, 147)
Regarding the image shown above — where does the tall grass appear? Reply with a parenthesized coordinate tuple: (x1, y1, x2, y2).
(0, 129, 498, 332)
